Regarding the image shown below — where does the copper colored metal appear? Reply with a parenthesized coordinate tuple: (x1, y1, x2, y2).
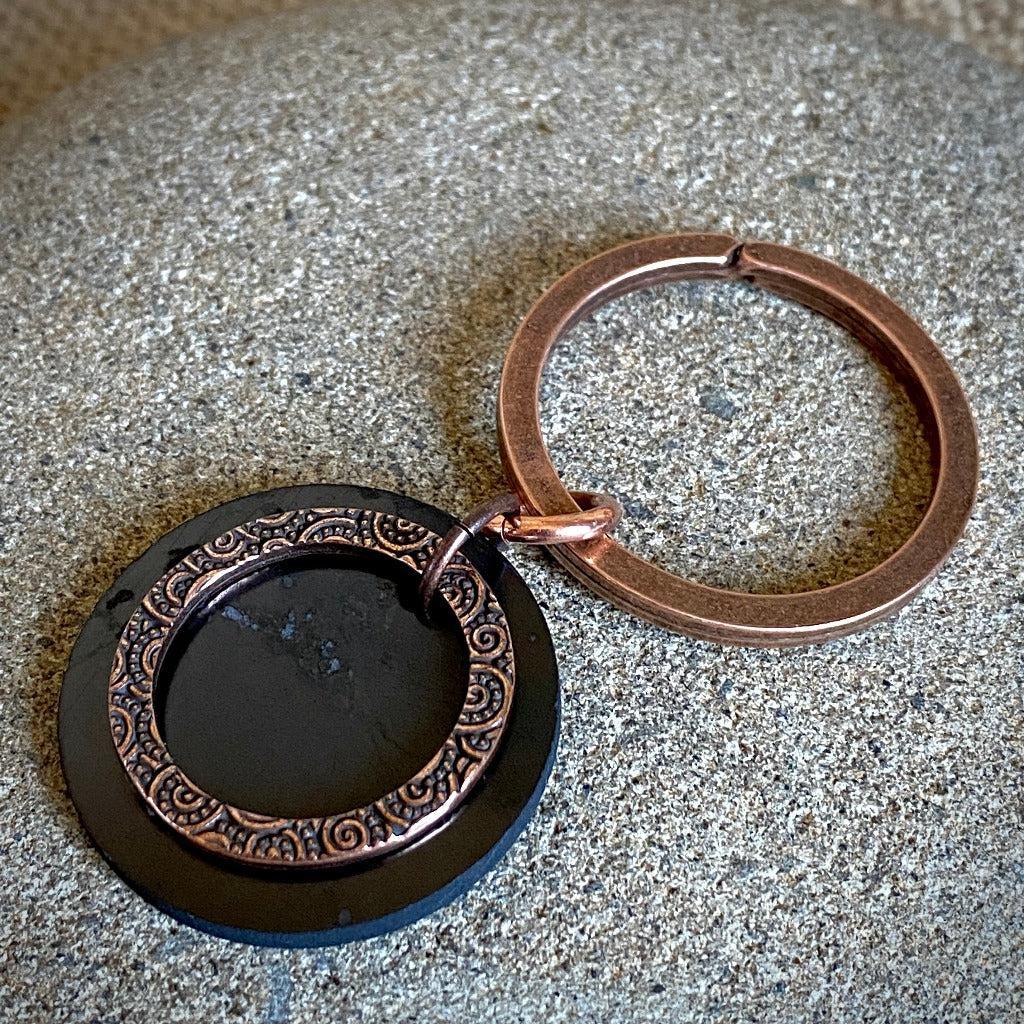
(419, 492, 522, 615)
(497, 233, 979, 647)
(419, 490, 621, 614)
(485, 490, 622, 545)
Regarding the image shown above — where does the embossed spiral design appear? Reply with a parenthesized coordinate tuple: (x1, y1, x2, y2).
(107, 507, 515, 869)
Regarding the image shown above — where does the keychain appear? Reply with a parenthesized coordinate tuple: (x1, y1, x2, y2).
(61, 233, 978, 944)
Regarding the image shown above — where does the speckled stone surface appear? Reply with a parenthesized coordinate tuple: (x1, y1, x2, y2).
(1, 0, 1022, 1019)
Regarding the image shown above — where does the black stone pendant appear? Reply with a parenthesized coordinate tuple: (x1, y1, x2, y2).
(59, 484, 559, 946)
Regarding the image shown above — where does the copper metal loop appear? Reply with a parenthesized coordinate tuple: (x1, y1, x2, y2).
(496, 232, 979, 647)
(419, 490, 622, 615)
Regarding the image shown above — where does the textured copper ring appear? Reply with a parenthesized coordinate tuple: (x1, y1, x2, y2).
(498, 233, 979, 646)
(108, 507, 515, 868)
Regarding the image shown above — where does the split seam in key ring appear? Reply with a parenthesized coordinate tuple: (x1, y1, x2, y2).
(487, 232, 977, 647)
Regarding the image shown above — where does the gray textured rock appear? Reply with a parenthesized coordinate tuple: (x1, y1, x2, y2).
(1, 0, 1022, 1020)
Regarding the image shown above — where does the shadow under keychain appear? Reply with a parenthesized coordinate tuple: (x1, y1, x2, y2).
(59, 233, 978, 946)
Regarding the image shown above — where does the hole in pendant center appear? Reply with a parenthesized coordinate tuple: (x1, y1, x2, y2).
(155, 549, 468, 819)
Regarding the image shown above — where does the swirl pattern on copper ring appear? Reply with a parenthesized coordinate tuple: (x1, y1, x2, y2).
(107, 507, 515, 869)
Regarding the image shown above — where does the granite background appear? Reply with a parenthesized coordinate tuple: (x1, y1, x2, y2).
(0, 0, 1022, 1020)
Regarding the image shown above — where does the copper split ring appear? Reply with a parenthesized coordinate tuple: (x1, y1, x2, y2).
(419, 490, 621, 614)
(492, 233, 978, 647)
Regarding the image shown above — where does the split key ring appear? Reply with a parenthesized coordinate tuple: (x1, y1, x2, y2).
(426, 232, 979, 648)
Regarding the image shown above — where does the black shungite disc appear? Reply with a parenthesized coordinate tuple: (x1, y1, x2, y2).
(59, 485, 559, 947)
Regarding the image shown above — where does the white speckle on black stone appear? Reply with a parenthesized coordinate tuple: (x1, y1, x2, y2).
(280, 610, 296, 641)
(221, 605, 259, 631)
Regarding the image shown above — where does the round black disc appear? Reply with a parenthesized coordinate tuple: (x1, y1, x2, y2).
(59, 484, 559, 947)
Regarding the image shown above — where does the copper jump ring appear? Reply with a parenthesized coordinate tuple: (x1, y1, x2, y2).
(419, 491, 622, 614)
(497, 232, 979, 647)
